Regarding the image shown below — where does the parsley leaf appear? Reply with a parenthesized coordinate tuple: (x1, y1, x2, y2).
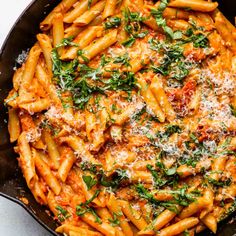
(73, 78, 104, 109)
(151, 0, 174, 39)
(56, 206, 71, 222)
(230, 104, 236, 117)
(103, 71, 137, 91)
(81, 162, 101, 174)
(99, 169, 129, 188)
(76, 190, 102, 223)
(122, 8, 148, 46)
(206, 176, 232, 187)
(108, 213, 121, 226)
(156, 125, 181, 139)
(181, 29, 209, 48)
(52, 49, 78, 90)
(113, 52, 130, 67)
(122, 37, 136, 47)
(164, 125, 181, 137)
(149, 39, 191, 81)
(77, 49, 89, 63)
(82, 175, 97, 190)
(136, 184, 199, 212)
(88, 0, 92, 9)
(104, 17, 121, 29)
(56, 36, 78, 48)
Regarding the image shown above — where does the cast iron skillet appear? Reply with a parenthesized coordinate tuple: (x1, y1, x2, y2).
(0, 1, 235, 235)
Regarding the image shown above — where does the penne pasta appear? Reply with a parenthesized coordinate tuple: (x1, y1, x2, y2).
(58, 148, 76, 182)
(158, 217, 199, 236)
(31, 179, 48, 205)
(150, 76, 176, 121)
(137, 77, 165, 122)
(74, 0, 106, 26)
(168, 0, 218, 12)
(17, 132, 36, 188)
(37, 34, 53, 73)
(52, 13, 64, 55)
(102, 0, 117, 20)
(8, 108, 21, 142)
(138, 206, 182, 235)
(64, 0, 100, 23)
(61, 26, 104, 60)
(81, 29, 117, 61)
(118, 200, 148, 230)
(33, 149, 61, 195)
(5, 0, 236, 235)
(81, 212, 116, 236)
(19, 98, 50, 113)
(107, 194, 133, 236)
(18, 45, 41, 96)
(40, 0, 78, 30)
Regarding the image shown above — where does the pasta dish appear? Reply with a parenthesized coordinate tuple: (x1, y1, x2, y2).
(4, 0, 236, 235)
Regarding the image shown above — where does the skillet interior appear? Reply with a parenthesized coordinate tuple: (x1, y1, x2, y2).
(0, 0, 235, 235)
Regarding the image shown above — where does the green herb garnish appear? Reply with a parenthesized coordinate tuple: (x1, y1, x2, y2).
(56, 36, 78, 48)
(82, 175, 97, 190)
(122, 8, 148, 46)
(104, 17, 122, 29)
(108, 213, 121, 226)
(230, 105, 236, 117)
(76, 190, 102, 223)
(151, 0, 174, 39)
(56, 206, 71, 222)
(113, 52, 130, 67)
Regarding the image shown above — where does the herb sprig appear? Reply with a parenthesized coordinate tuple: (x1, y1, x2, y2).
(122, 8, 148, 47)
(151, 0, 174, 39)
(76, 190, 102, 223)
(56, 206, 71, 222)
(104, 17, 122, 29)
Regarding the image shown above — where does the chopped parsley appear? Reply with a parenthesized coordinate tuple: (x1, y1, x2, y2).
(82, 175, 97, 190)
(103, 71, 137, 91)
(99, 169, 129, 188)
(77, 49, 89, 63)
(149, 39, 191, 80)
(52, 48, 137, 109)
(56, 206, 71, 222)
(220, 199, 236, 221)
(151, 0, 174, 39)
(122, 8, 148, 47)
(122, 37, 136, 47)
(52, 49, 78, 90)
(181, 28, 209, 48)
(156, 125, 182, 139)
(76, 190, 102, 223)
(205, 176, 232, 187)
(136, 184, 180, 212)
(230, 104, 236, 117)
(108, 212, 121, 226)
(72, 78, 105, 109)
(104, 17, 121, 29)
(113, 52, 130, 67)
(56, 36, 78, 48)
(136, 184, 199, 212)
